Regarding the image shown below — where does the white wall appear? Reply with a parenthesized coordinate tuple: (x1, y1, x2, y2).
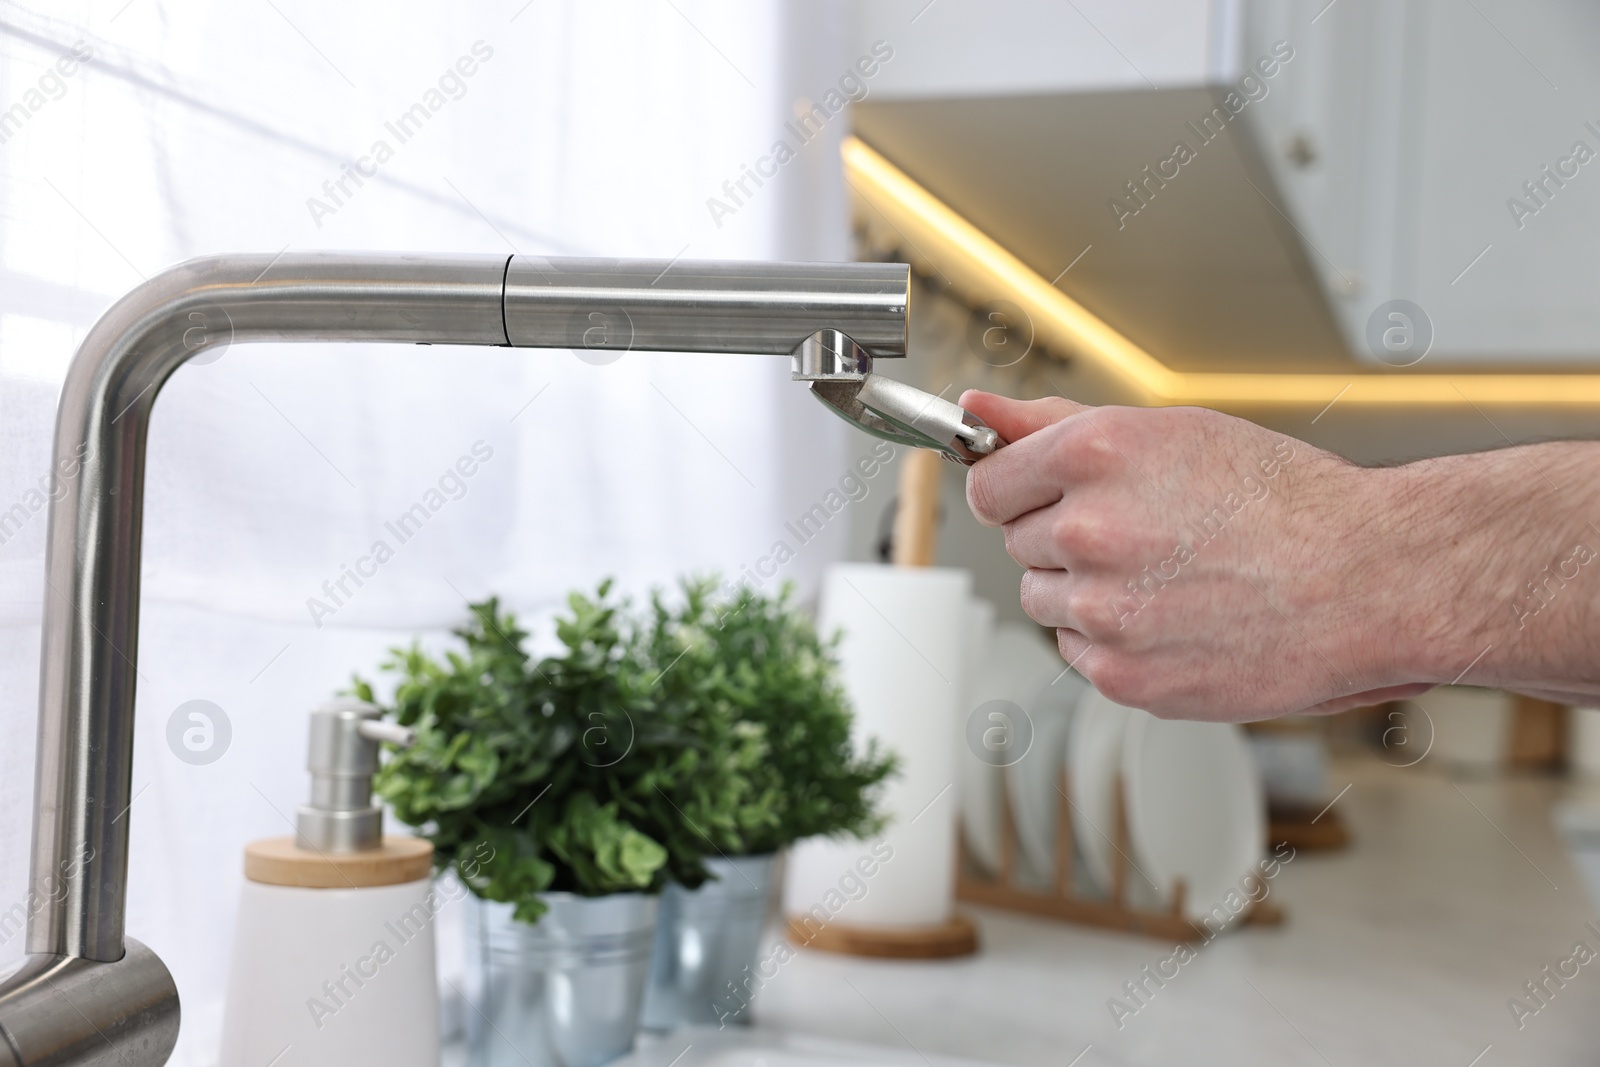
(851, 0, 1237, 99)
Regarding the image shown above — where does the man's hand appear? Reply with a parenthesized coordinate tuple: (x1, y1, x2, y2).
(962, 391, 1455, 721)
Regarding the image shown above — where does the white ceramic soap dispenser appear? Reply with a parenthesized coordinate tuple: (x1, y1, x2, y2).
(218, 698, 439, 1067)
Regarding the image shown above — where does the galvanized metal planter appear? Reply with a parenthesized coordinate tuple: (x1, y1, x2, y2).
(466, 892, 659, 1067)
(641, 853, 776, 1030)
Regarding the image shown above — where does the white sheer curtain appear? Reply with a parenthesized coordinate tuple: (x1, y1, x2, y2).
(0, 1, 857, 1061)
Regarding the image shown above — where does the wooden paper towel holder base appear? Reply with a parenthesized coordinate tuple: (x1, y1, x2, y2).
(955, 767, 1284, 942)
(785, 914, 979, 959)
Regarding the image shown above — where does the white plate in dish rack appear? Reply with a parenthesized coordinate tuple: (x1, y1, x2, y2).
(958, 599, 1000, 874)
(1006, 667, 1089, 886)
(1121, 712, 1264, 923)
(961, 622, 1059, 875)
(1067, 688, 1136, 898)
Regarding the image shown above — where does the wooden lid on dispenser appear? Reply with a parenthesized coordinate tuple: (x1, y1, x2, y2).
(244, 834, 433, 888)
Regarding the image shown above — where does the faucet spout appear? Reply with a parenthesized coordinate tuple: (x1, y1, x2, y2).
(0, 252, 908, 1066)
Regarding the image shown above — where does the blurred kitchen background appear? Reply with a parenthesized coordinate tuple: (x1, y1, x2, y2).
(5, 1, 1600, 1065)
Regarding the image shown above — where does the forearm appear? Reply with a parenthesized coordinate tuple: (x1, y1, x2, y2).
(1374, 441, 1600, 698)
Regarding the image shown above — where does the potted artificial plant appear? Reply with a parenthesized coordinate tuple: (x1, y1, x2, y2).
(356, 584, 768, 1067)
(637, 577, 897, 1030)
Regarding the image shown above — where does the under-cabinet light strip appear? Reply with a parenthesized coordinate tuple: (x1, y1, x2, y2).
(842, 135, 1600, 407)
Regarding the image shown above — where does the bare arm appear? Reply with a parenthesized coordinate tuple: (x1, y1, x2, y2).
(961, 390, 1600, 721)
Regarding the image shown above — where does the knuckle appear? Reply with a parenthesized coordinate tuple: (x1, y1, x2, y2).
(1065, 587, 1121, 637)
(1052, 417, 1120, 477)
(1083, 437, 1120, 473)
(1051, 511, 1116, 564)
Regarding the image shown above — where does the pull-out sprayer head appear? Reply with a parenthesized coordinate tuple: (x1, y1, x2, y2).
(791, 329, 1004, 465)
(296, 698, 414, 853)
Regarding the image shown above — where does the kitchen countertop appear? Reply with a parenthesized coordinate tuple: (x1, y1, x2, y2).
(749, 757, 1600, 1066)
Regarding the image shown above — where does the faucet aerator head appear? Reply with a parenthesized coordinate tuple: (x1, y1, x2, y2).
(790, 327, 872, 381)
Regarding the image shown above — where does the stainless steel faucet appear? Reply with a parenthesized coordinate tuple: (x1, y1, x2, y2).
(0, 252, 924, 1066)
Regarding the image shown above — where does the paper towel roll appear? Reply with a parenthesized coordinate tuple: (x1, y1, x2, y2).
(783, 563, 971, 927)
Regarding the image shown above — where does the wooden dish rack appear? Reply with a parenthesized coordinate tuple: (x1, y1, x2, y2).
(955, 765, 1284, 941)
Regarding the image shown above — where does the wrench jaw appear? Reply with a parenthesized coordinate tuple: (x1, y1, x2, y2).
(802, 375, 1004, 466)
(855, 373, 1003, 464)
(808, 377, 909, 446)
(948, 414, 1003, 464)
(793, 329, 1005, 466)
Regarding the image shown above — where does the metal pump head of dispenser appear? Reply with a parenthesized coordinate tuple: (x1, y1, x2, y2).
(297, 699, 414, 853)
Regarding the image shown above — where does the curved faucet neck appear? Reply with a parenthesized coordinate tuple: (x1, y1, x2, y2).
(27, 251, 909, 964)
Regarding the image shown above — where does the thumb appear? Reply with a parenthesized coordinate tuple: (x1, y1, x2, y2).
(960, 390, 1089, 444)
